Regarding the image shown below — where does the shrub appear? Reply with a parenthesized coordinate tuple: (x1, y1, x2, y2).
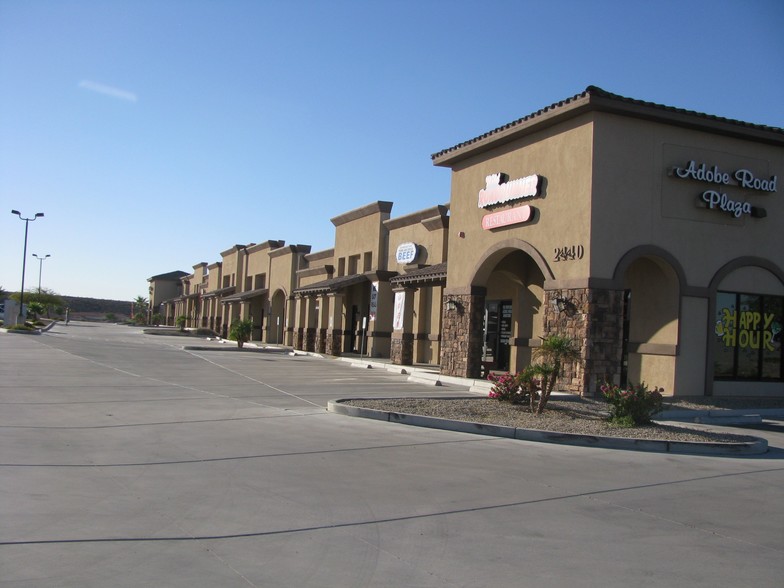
(601, 382, 663, 426)
(229, 319, 253, 348)
(488, 372, 520, 402)
(488, 366, 540, 405)
(175, 315, 187, 331)
(27, 301, 45, 320)
(532, 334, 580, 414)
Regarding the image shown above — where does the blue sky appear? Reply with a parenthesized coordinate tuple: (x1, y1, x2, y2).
(1, 0, 782, 301)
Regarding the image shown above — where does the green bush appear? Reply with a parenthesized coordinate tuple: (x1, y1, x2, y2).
(229, 319, 253, 348)
(175, 315, 187, 331)
(601, 382, 663, 426)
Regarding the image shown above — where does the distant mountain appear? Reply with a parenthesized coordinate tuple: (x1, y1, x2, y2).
(61, 296, 133, 316)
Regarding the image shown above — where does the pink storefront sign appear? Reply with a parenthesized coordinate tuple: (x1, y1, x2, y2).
(481, 205, 533, 230)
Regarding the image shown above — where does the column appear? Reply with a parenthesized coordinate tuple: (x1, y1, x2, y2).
(440, 289, 486, 379)
(293, 294, 306, 350)
(390, 287, 416, 365)
(326, 292, 345, 356)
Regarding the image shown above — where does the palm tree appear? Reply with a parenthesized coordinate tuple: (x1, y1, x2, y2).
(133, 296, 149, 325)
(229, 319, 253, 348)
(532, 334, 581, 413)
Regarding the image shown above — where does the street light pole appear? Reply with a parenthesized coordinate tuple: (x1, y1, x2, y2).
(32, 253, 51, 293)
(11, 210, 45, 325)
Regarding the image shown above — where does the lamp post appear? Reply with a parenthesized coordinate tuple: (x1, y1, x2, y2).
(32, 253, 51, 293)
(11, 210, 44, 325)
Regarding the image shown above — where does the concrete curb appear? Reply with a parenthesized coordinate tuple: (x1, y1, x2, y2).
(0, 327, 42, 335)
(659, 408, 784, 425)
(327, 398, 769, 456)
(182, 345, 289, 353)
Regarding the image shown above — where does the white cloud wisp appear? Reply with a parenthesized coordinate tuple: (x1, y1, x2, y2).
(78, 80, 138, 102)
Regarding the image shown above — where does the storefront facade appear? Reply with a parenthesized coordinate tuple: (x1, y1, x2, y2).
(433, 86, 783, 396)
(150, 86, 782, 397)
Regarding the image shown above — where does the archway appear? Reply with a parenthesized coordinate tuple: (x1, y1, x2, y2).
(619, 255, 681, 393)
(709, 258, 784, 395)
(464, 241, 550, 376)
(268, 289, 287, 344)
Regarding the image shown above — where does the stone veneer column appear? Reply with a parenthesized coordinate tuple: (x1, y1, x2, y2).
(293, 294, 305, 350)
(440, 290, 486, 379)
(316, 294, 328, 354)
(543, 288, 624, 397)
(325, 292, 344, 356)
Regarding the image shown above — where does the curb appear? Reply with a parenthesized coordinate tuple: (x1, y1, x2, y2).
(182, 345, 289, 353)
(327, 399, 769, 456)
(659, 408, 784, 425)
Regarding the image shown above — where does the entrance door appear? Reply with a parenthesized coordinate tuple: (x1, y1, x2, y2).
(620, 289, 631, 388)
(349, 305, 359, 352)
(483, 300, 513, 371)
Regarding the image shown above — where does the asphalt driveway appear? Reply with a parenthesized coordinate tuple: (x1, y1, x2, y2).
(2, 322, 783, 587)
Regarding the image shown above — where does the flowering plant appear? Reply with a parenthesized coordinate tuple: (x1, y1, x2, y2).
(488, 367, 539, 405)
(601, 381, 663, 426)
(488, 372, 520, 402)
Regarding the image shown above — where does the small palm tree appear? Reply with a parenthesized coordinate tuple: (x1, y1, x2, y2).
(175, 315, 187, 332)
(532, 334, 581, 413)
(229, 319, 253, 348)
(27, 301, 45, 322)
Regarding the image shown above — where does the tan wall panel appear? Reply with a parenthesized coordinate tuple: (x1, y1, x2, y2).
(591, 113, 784, 286)
(446, 116, 595, 289)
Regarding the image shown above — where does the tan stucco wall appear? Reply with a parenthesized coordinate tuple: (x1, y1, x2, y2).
(445, 116, 595, 290)
(206, 263, 222, 291)
(386, 210, 448, 270)
(220, 249, 241, 288)
(590, 113, 784, 286)
(334, 209, 390, 274)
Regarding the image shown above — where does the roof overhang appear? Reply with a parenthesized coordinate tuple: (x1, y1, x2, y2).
(294, 274, 369, 296)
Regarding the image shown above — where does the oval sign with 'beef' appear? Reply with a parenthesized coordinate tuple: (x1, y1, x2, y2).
(395, 242, 419, 264)
(481, 205, 533, 230)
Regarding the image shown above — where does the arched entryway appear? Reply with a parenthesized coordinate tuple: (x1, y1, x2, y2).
(441, 239, 552, 379)
(477, 250, 546, 373)
(268, 289, 287, 344)
(615, 248, 683, 394)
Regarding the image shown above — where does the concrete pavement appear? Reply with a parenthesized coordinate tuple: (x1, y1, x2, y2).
(2, 321, 784, 587)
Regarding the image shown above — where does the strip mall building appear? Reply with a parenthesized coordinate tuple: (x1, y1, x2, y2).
(155, 87, 783, 397)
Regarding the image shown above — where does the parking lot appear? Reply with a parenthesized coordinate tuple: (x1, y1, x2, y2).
(2, 322, 783, 587)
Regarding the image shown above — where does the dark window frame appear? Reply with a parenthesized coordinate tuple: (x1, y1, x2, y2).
(714, 290, 783, 382)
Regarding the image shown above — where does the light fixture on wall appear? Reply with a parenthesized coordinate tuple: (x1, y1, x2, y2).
(551, 296, 576, 316)
(445, 298, 459, 312)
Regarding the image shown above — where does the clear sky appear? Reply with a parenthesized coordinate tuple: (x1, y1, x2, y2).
(1, 0, 782, 302)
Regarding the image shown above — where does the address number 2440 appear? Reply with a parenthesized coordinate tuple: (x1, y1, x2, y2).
(554, 245, 584, 262)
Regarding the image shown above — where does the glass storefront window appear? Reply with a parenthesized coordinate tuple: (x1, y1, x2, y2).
(762, 297, 783, 379)
(714, 291, 783, 381)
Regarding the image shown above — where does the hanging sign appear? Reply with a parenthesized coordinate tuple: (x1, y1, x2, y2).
(369, 281, 379, 321)
(393, 291, 405, 330)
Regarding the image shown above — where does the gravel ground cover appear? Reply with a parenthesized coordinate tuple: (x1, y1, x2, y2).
(341, 396, 776, 443)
